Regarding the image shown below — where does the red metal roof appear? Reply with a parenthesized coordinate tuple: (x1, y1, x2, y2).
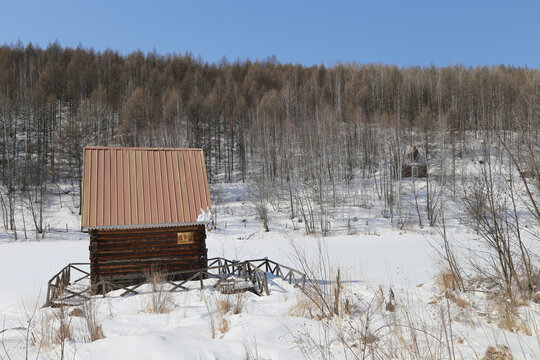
(81, 147, 212, 230)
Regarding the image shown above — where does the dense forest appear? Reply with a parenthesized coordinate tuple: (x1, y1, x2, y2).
(0, 42, 539, 235)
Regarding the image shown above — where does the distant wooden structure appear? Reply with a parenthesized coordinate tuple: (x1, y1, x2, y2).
(402, 145, 427, 178)
(81, 147, 212, 290)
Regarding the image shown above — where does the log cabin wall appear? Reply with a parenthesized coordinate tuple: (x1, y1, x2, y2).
(89, 225, 207, 286)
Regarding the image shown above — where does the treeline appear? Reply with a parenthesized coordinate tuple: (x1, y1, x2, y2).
(0, 42, 540, 235)
(0, 42, 538, 184)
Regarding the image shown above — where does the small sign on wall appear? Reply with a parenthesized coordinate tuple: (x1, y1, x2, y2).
(177, 231, 195, 244)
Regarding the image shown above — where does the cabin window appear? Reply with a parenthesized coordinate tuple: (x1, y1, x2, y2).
(412, 166, 418, 177)
(177, 231, 195, 244)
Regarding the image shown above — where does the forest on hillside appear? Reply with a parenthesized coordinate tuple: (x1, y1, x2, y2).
(1, 44, 540, 346)
(0, 42, 539, 237)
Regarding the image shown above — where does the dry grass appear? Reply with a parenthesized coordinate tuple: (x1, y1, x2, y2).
(453, 297, 470, 309)
(216, 295, 231, 334)
(217, 292, 248, 315)
(216, 292, 247, 334)
(435, 271, 461, 293)
(297, 270, 349, 320)
(39, 307, 78, 350)
(233, 292, 248, 314)
(288, 293, 315, 319)
(331, 269, 343, 316)
(39, 302, 104, 353)
(287, 285, 350, 321)
(445, 291, 470, 309)
(483, 295, 531, 335)
(436, 268, 534, 336)
(146, 271, 175, 314)
(81, 300, 105, 342)
(482, 345, 514, 360)
(291, 287, 466, 360)
(53, 306, 72, 344)
(288, 237, 536, 359)
(39, 313, 56, 348)
(218, 315, 229, 334)
(496, 304, 531, 335)
(203, 293, 216, 339)
(242, 333, 263, 360)
(204, 291, 248, 338)
(55, 323, 71, 344)
(69, 307, 84, 317)
(182, 291, 190, 319)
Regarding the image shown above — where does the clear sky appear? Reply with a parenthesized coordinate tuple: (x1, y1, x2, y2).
(1, 0, 539, 67)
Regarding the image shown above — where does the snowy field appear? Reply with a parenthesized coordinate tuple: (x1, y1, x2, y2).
(0, 180, 539, 359)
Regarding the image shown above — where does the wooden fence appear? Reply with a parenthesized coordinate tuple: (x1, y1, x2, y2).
(44, 257, 306, 307)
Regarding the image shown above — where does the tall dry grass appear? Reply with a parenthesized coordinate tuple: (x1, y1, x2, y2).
(145, 270, 175, 314)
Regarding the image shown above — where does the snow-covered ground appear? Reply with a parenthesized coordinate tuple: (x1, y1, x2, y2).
(0, 180, 538, 359)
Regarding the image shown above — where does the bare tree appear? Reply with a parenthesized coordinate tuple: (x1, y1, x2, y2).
(249, 174, 271, 232)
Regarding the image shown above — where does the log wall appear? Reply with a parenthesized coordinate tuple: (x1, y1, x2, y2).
(89, 225, 207, 286)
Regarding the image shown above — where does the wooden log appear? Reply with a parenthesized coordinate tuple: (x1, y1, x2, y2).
(90, 225, 207, 287)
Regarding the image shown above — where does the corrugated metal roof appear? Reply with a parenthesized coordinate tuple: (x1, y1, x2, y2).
(81, 146, 212, 230)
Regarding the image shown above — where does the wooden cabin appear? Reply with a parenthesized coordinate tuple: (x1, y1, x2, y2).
(81, 146, 212, 289)
(402, 145, 428, 178)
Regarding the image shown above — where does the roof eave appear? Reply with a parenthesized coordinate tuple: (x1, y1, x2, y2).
(82, 221, 210, 232)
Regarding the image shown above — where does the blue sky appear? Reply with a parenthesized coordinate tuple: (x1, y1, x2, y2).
(1, 0, 539, 67)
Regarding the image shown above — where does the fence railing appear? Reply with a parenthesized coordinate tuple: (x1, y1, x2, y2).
(44, 257, 306, 307)
(45, 263, 92, 307)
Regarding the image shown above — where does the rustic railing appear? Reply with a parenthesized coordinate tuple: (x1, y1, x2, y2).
(45, 263, 92, 307)
(44, 257, 306, 307)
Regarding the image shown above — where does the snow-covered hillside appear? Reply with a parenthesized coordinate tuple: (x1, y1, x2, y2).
(0, 177, 539, 359)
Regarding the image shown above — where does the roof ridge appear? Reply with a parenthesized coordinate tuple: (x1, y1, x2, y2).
(84, 146, 203, 151)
